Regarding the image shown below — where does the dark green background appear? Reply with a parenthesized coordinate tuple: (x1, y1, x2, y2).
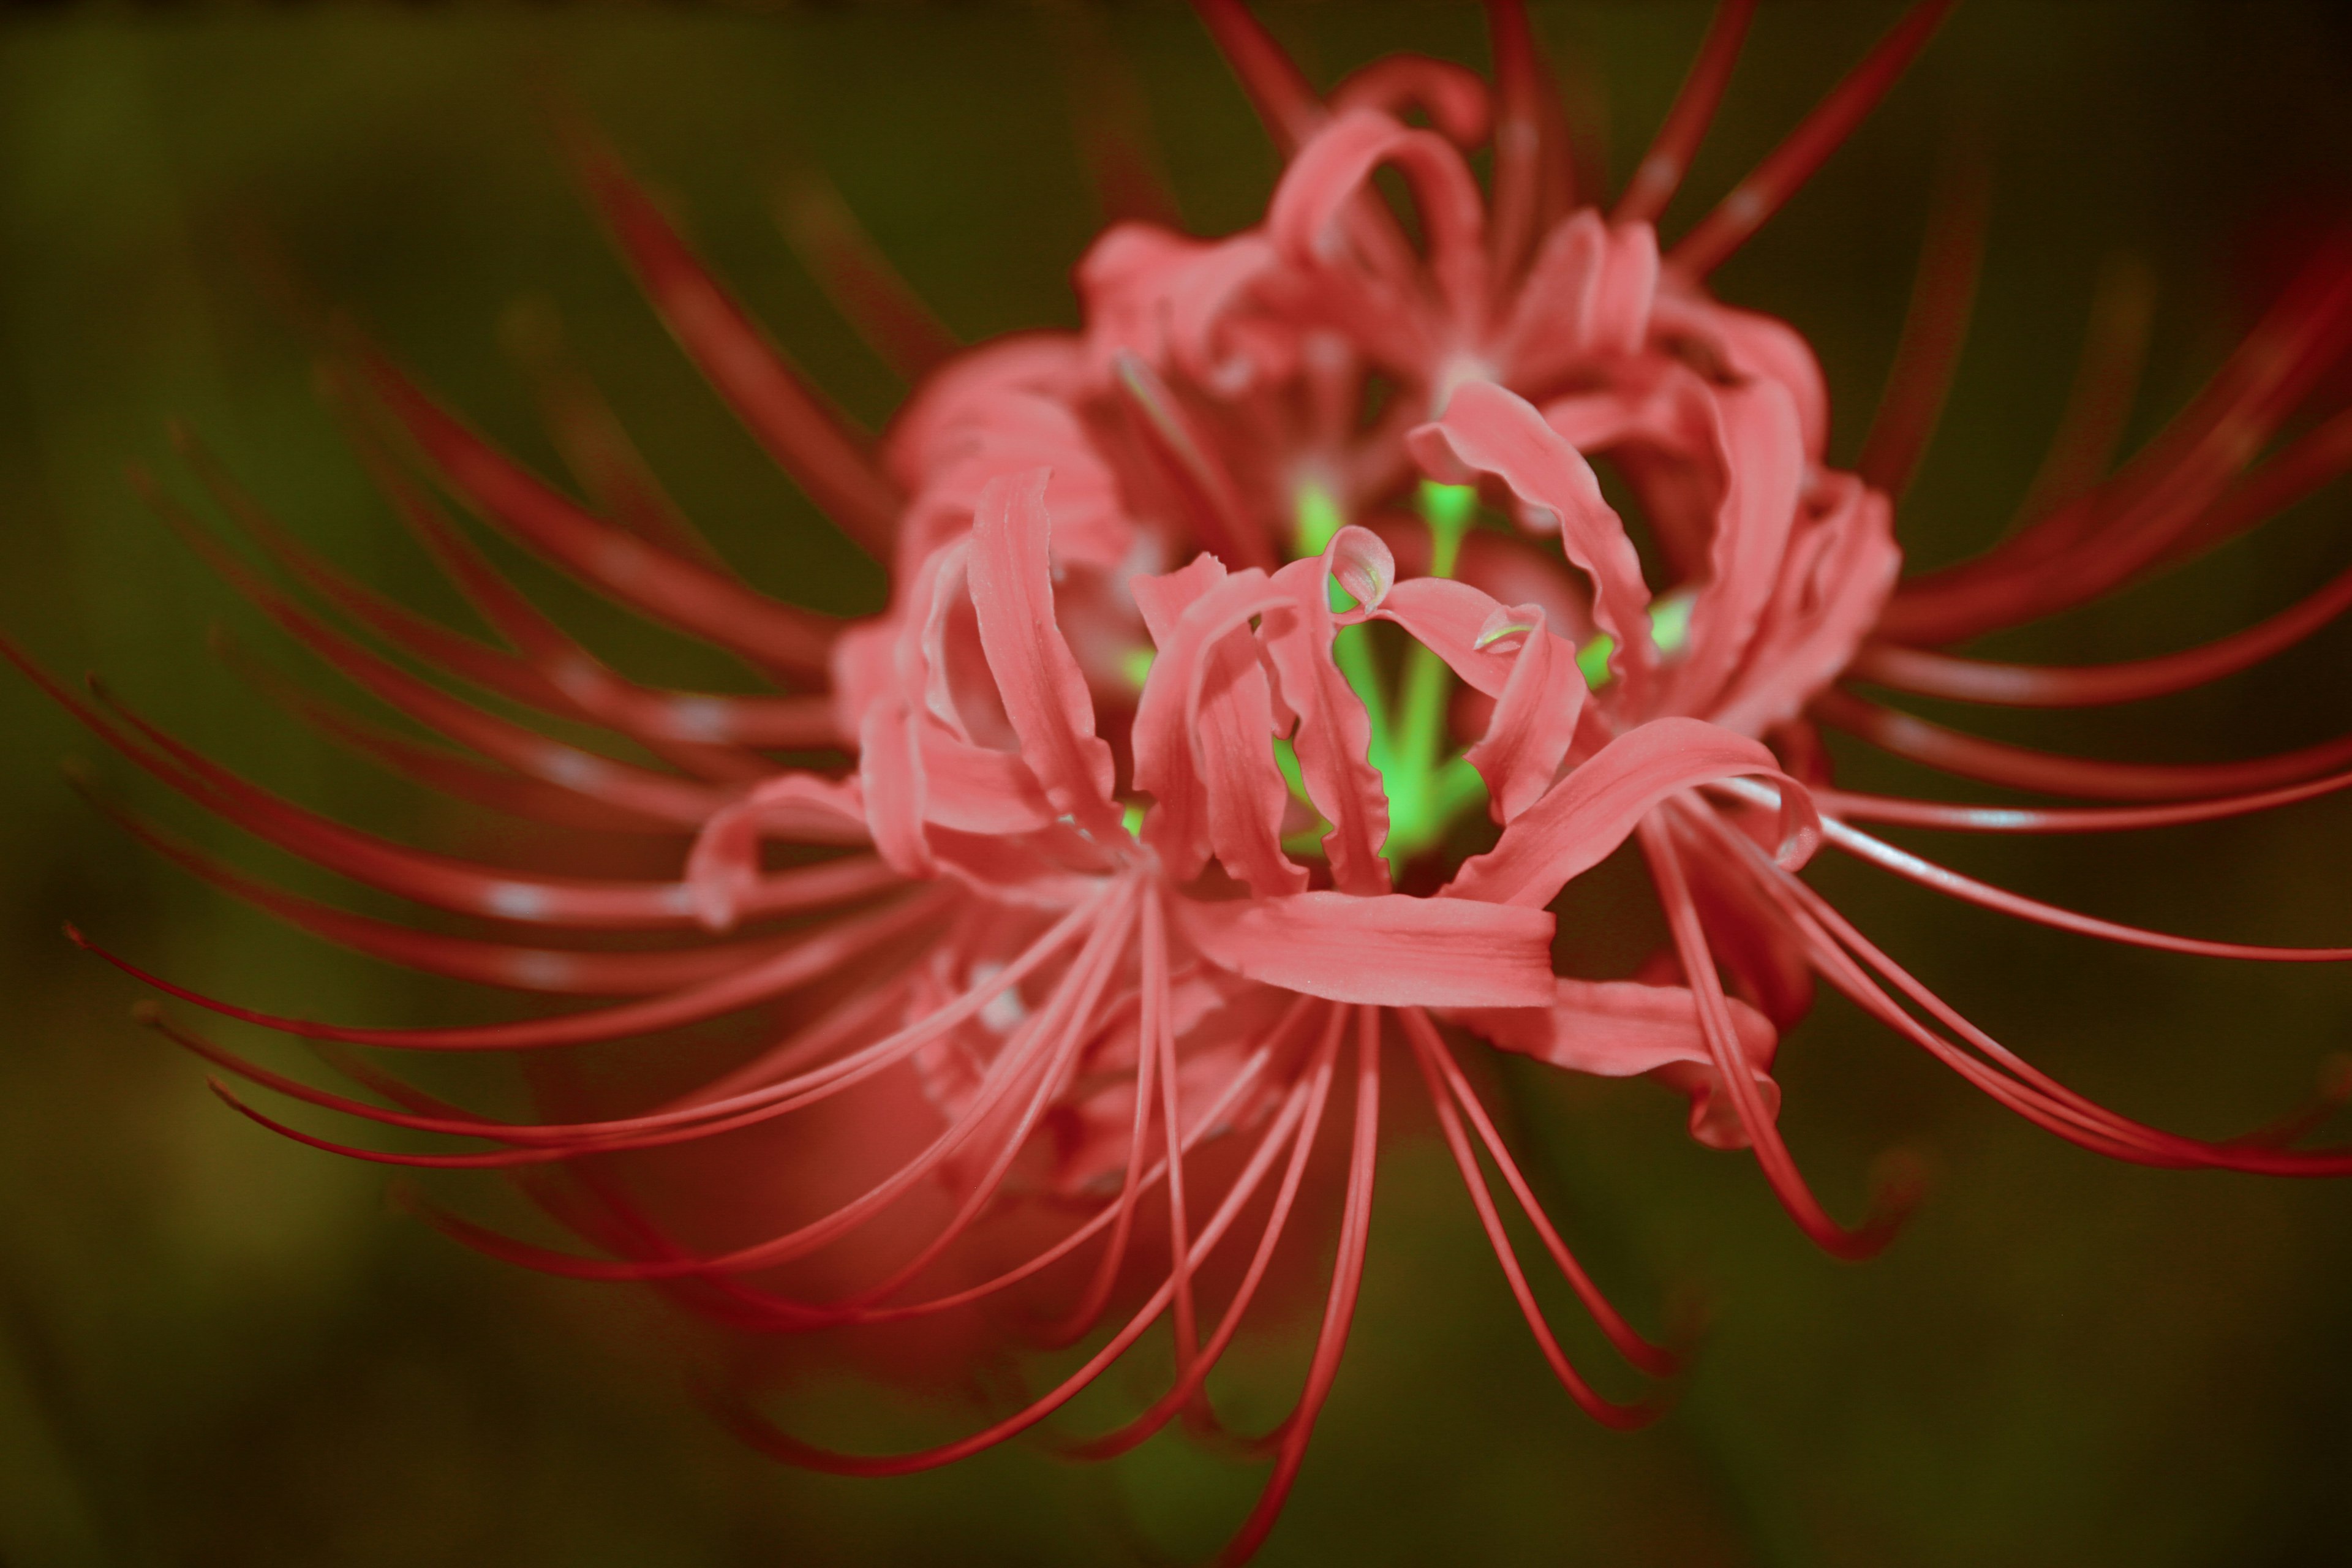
(3, 4, 2351, 1564)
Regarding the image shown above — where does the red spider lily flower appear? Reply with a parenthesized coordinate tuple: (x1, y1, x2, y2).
(12, 2, 2352, 1562)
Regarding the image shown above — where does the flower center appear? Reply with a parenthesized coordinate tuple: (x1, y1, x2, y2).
(1282, 479, 1491, 874)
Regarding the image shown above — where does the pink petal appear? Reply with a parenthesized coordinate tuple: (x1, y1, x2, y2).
(1130, 567, 1305, 895)
(1444, 717, 1819, 907)
(686, 774, 869, 932)
(1453, 976, 1775, 1078)
(918, 731, 1058, 834)
(1128, 551, 1230, 647)
(1375, 575, 1527, 696)
(1263, 556, 1392, 894)
(1589, 221, 1661, 358)
(966, 469, 1123, 837)
(1409, 381, 1654, 675)
(1656, 379, 1805, 720)
(1178, 891, 1555, 1008)
(1455, 975, 1781, 1150)
(1268, 108, 1491, 337)
(1464, 610, 1585, 822)
(1710, 472, 1900, 736)
(857, 700, 933, 880)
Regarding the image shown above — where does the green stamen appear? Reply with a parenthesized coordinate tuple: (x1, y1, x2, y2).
(1419, 480, 1477, 578)
(1649, 589, 1696, 655)
(1272, 481, 1498, 872)
(1381, 481, 1485, 869)
(1577, 634, 1616, 689)
(1293, 482, 1345, 559)
(1120, 646, 1156, 688)
(1575, 590, 1697, 691)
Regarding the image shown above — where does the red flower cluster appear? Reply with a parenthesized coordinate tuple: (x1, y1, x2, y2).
(15, 2, 2352, 1560)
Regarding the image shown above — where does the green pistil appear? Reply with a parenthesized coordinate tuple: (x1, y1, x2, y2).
(1266, 481, 1492, 871)
(1649, 590, 1695, 657)
(1120, 646, 1157, 689)
(1383, 482, 1482, 870)
(1576, 635, 1616, 688)
(1419, 480, 1477, 577)
(1293, 482, 1346, 559)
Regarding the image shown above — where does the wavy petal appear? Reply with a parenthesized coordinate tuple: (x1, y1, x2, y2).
(1444, 717, 1817, 907)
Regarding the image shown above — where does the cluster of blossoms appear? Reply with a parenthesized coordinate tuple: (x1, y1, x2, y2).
(17, 1, 2352, 1559)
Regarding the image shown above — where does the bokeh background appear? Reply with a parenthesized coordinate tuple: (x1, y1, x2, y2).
(4, 3, 2352, 1564)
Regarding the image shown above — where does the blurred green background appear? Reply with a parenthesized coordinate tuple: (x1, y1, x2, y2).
(3, 3, 2351, 1564)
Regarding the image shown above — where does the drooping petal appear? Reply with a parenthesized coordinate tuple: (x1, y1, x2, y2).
(1458, 974, 1774, 1073)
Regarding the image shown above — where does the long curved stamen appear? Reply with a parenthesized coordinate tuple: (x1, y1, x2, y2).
(1191, 0, 1325, 155)
(1034, 905, 1169, 1349)
(1213, 1004, 1382, 1568)
(1819, 814, 2352, 962)
(1403, 1008, 1682, 1379)
(501, 299, 729, 568)
(1816, 769, 2352, 834)
(713, 1005, 1346, 1471)
(1817, 687, 2352, 801)
(774, 166, 962, 385)
(7, 641, 881, 930)
(1052, 2, 1187, 229)
(205, 638, 686, 835)
(827, 887, 1143, 1310)
(1052, 1001, 1345, 1463)
(1856, 151, 1989, 498)
(567, 132, 903, 554)
(2009, 254, 2158, 526)
(301, 405, 822, 761)
(1640, 816, 1913, 1259)
(1613, 0, 1756, 226)
(364, 354, 848, 676)
(1849, 551, 2352, 706)
(1683, 801, 2352, 1174)
(136, 473, 740, 827)
(1399, 1007, 1671, 1420)
(1668, 0, 1957, 277)
(1485, 0, 1576, 279)
(75, 886, 949, 1056)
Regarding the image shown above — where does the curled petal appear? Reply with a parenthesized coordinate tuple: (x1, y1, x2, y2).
(1268, 108, 1491, 339)
(1456, 975, 1776, 1079)
(1457, 973, 1781, 1145)
(1410, 380, 1654, 674)
(1263, 556, 1392, 893)
(1324, 524, 1395, 615)
(1130, 562, 1305, 896)
(1445, 717, 1818, 908)
(1330, 56, 1493, 149)
(1463, 608, 1583, 823)
(967, 468, 1123, 837)
(686, 774, 869, 931)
